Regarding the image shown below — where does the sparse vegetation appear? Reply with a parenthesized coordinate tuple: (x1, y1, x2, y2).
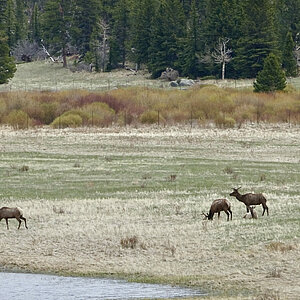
(0, 125, 299, 299)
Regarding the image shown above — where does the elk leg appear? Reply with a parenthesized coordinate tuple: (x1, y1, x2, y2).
(246, 206, 250, 213)
(262, 204, 269, 216)
(16, 217, 22, 229)
(228, 208, 233, 220)
(218, 212, 220, 219)
(5, 218, 9, 230)
(225, 211, 230, 221)
(21, 216, 28, 229)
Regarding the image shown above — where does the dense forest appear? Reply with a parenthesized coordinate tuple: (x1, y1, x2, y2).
(0, 0, 299, 81)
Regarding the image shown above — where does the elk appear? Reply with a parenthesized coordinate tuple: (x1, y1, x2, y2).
(230, 187, 269, 216)
(243, 206, 258, 219)
(0, 207, 28, 230)
(202, 199, 232, 221)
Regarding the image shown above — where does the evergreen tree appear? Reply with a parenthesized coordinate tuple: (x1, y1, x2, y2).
(276, 0, 300, 42)
(0, 30, 16, 84)
(29, 3, 41, 43)
(110, 0, 129, 67)
(15, 0, 26, 43)
(254, 53, 286, 92)
(147, 3, 167, 78)
(4, 0, 16, 48)
(179, 0, 200, 78)
(42, 0, 73, 67)
(129, 0, 155, 70)
(199, 0, 242, 78)
(0, 0, 8, 31)
(282, 31, 298, 77)
(71, 0, 100, 55)
(234, 0, 278, 78)
(147, 0, 185, 78)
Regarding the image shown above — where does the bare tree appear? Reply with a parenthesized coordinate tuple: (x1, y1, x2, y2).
(99, 19, 110, 72)
(212, 38, 232, 80)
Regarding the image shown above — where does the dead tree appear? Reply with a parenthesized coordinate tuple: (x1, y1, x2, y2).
(212, 38, 232, 80)
(99, 19, 110, 72)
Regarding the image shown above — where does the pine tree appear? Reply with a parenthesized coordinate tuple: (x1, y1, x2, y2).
(147, 3, 167, 78)
(129, 0, 155, 70)
(42, 0, 73, 67)
(276, 0, 300, 42)
(180, 0, 200, 78)
(234, 0, 278, 78)
(110, 0, 129, 67)
(253, 53, 286, 92)
(0, 30, 16, 84)
(4, 0, 16, 48)
(29, 3, 41, 43)
(15, 0, 26, 43)
(147, 0, 185, 78)
(282, 31, 298, 77)
(199, 0, 242, 78)
(71, 0, 100, 55)
(0, 0, 8, 31)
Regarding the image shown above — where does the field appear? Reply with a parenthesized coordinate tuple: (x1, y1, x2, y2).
(0, 124, 299, 299)
(1, 61, 300, 92)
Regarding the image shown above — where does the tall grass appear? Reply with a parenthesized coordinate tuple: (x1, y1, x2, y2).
(0, 86, 299, 128)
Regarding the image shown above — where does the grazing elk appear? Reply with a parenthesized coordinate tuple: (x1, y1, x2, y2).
(202, 199, 232, 221)
(243, 206, 258, 219)
(0, 207, 28, 230)
(230, 187, 269, 216)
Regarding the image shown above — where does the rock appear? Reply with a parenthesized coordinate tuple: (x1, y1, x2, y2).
(178, 78, 195, 86)
(160, 68, 179, 81)
(170, 81, 179, 87)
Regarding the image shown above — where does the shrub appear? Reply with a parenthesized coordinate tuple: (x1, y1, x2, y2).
(0, 98, 7, 121)
(3, 110, 31, 129)
(51, 113, 83, 128)
(214, 114, 236, 128)
(40, 102, 59, 124)
(140, 110, 165, 124)
(81, 102, 115, 126)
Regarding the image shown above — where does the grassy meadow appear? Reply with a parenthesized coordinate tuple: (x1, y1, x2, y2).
(0, 125, 299, 299)
(1, 61, 300, 92)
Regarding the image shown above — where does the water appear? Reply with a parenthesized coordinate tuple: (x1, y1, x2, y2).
(0, 272, 204, 300)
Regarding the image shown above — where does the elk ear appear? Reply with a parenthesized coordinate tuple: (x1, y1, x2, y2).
(237, 186, 241, 190)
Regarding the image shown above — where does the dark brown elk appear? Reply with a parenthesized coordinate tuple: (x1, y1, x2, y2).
(0, 207, 28, 229)
(202, 199, 232, 221)
(230, 187, 269, 216)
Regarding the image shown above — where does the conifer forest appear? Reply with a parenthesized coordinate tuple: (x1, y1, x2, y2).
(0, 0, 299, 81)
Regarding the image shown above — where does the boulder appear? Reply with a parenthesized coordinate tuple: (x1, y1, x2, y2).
(160, 68, 179, 81)
(170, 81, 179, 87)
(178, 78, 195, 86)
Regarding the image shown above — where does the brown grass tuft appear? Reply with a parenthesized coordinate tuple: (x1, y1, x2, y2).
(121, 236, 139, 249)
(265, 242, 295, 253)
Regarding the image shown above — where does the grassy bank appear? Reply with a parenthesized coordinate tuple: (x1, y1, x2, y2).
(0, 124, 299, 299)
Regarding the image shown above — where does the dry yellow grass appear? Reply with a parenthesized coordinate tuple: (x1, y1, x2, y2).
(0, 124, 299, 299)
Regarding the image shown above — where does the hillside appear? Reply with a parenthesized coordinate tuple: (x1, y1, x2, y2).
(1, 61, 300, 92)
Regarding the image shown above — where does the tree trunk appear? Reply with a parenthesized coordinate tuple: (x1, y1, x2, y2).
(62, 45, 67, 68)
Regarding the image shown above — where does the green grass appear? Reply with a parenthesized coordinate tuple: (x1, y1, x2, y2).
(0, 125, 299, 299)
(1, 61, 300, 92)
